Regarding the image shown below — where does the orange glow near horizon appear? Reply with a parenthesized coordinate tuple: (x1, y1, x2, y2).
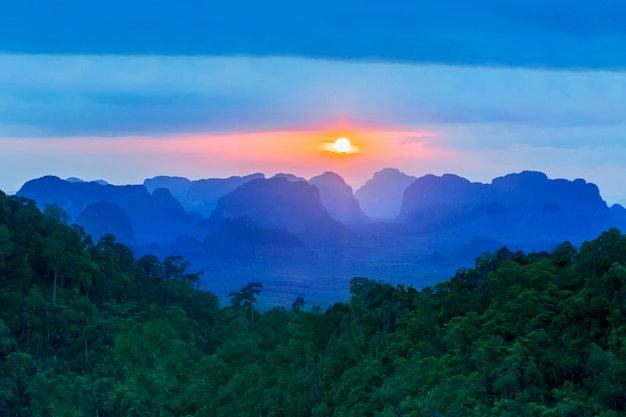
(1, 126, 454, 188)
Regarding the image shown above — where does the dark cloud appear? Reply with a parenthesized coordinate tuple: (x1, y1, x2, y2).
(1, 1, 626, 69)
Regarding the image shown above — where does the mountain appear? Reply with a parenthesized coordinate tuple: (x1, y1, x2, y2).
(180, 173, 264, 216)
(400, 174, 493, 213)
(199, 216, 316, 266)
(143, 176, 192, 202)
(490, 171, 608, 214)
(272, 173, 307, 182)
(143, 173, 264, 216)
(14, 170, 626, 304)
(355, 168, 417, 218)
(75, 201, 135, 243)
(400, 171, 614, 244)
(17, 176, 206, 246)
(210, 177, 352, 245)
(271, 171, 369, 223)
(216, 216, 305, 247)
(309, 172, 369, 224)
(65, 177, 109, 185)
(611, 204, 626, 231)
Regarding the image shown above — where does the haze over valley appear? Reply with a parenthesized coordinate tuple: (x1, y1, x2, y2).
(15, 168, 626, 307)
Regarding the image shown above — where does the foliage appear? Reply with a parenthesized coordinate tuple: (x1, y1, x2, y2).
(2, 190, 626, 415)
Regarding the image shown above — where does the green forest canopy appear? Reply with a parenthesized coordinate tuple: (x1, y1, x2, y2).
(1, 190, 626, 416)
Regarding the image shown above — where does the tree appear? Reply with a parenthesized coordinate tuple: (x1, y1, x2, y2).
(292, 296, 305, 313)
(229, 282, 263, 330)
(163, 255, 202, 286)
(41, 206, 85, 304)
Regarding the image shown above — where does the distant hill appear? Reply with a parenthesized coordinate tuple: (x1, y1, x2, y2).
(309, 172, 369, 224)
(200, 216, 316, 265)
(355, 168, 417, 218)
(143, 176, 192, 202)
(400, 171, 614, 244)
(211, 177, 352, 245)
(611, 204, 626, 231)
(145, 171, 372, 224)
(145, 173, 266, 216)
(14, 170, 626, 301)
(272, 173, 307, 182)
(400, 174, 492, 213)
(76, 201, 135, 243)
(65, 177, 109, 185)
(18, 176, 206, 246)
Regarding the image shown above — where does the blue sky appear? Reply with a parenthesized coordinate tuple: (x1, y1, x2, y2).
(2, 1, 626, 204)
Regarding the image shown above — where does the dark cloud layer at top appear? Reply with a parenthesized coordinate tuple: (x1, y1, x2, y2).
(2, 0, 626, 69)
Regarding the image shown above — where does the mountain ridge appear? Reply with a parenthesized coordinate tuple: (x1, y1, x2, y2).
(15, 169, 626, 302)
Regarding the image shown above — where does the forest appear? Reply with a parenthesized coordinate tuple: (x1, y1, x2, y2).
(1, 189, 626, 416)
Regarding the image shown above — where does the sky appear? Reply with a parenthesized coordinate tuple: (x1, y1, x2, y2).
(2, 1, 626, 204)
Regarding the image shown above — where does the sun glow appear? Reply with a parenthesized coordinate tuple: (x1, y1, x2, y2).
(331, 137, 352, 153)
(2, 128, 444, 192)
(323, 135, 359, 155)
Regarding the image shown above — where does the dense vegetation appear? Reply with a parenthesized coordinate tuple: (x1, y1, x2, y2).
(1, 189, 626, 416)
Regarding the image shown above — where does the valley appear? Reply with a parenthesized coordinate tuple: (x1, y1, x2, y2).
(15, 168, 626, 307)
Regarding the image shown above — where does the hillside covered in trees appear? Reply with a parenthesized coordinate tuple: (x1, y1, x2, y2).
(1, 189, 626, 416)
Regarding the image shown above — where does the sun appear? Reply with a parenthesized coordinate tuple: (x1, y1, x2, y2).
(331, 137, 352, 153)
(320, 133, 359, 155)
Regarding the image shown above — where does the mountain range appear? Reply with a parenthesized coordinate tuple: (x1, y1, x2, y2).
(400, 171, 614, 243)
(15, 169, 626, 306)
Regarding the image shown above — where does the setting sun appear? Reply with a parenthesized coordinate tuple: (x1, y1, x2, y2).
(323, 135, 360, 155)
(332, 137, 352, 153)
